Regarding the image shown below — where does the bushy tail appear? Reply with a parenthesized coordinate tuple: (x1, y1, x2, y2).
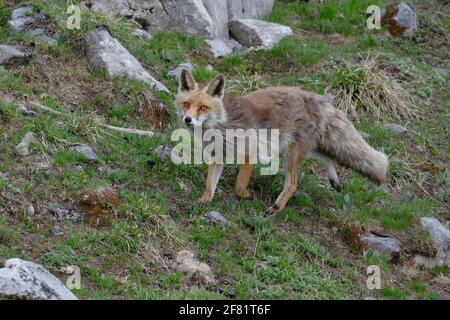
(318, 104, 389, 185)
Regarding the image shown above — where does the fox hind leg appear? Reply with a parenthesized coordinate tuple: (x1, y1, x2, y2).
(310, 151, 342, 192)
(200, 163, 224, 204)
(236, 156, 254, 200)
(266, 143, 301, 215)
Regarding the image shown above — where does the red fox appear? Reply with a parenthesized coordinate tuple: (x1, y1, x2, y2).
(175, 69, 389, 214)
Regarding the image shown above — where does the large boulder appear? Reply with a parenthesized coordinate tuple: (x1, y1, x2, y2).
(82, 0, 275, 40)
(381, 2, 418, 37)
(229, 19, 293, 49)
(361, 233, 401, 261)
(83, 0, 214, 38)
(0, 258, 78, 300)
(85, 26, 168, 92)
(228, 0, 274, 20)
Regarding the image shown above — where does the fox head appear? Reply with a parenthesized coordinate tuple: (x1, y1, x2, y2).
(175, 69, 227, 128)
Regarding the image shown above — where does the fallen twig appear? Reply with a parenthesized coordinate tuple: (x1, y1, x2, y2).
(29, 101, 155, 137)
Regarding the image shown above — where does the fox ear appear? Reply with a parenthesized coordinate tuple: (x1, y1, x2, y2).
(179, 69, 196, 92)
(206, 74, 225, 99)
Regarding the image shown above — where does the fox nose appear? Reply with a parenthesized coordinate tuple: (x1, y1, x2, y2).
(184, 116, 192, 124)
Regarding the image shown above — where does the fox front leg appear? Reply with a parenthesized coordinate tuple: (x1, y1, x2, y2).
(199, 163, 224, 204)
(235, 156, 254, 200)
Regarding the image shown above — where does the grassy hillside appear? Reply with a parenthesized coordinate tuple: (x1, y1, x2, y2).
(0, 0, 449, 299)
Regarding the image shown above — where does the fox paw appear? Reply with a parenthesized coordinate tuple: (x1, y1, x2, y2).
(236, 190, 255, 201)
(199, 194, 213, 204)
(330, 179, 343, 192)
(265, 204, 281, 216)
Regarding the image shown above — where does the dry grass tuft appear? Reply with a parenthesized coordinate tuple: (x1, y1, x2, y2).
(227, 72, 267, 96)
(325, 55, 417, 122)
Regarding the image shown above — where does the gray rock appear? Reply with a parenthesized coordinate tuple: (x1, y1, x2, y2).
(0, 44, 33, 65)
(201, 211, 228, 226)
(229, 19, 293, 49)
(18, 105, 36, 116)
(206, 39, 233, 58)
(85, 27, 168, 92)
(420, 217, 450, 268)
(8, 7, 59, 45)
(50, 224, 64, 237)
(361, 233, 401, 261)
(255, 261, 271, 270)
(381, 2, 417, 37)
(131, 28, 152, 39)
(82, 0, 274, 40)
(203, 0, 229, 39)
(27, 205, 35, 217)
(47, 204, 83, 223)
(70, 144, 99, 162)
(168, 63, 195, 79)
(0, 258, 78, 300)
(16, 132, 34, 157)
(228, 0, 275, 20)
(83, 0, 214, 38)
(432, 67, 450, 76)
(384, 123, 408, 135)
(206, 64, 214, 72)
(176, 250, 216, 286)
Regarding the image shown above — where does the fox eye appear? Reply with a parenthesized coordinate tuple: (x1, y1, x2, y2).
(199, 105, 208, 111)
(182, 102, 190, 109)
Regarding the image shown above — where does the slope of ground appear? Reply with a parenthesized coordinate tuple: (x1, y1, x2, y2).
(0, 0, 449, 299)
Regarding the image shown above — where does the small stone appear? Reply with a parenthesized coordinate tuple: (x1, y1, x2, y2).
(229, 19, 293, 49)
(70, 144, 98, 162)
(361, 233, 401, 261)
(168, 63, 195, 79)
(85, 26, 168, 92)
(8, 7, 59, 45)
(206, 64, 214, 72)
(153, 145, 173, 160)
(255, 261, 271, 270)
(50, 224, 63, 237)
(381, 2, 418, 38)
(0, 258, 78, 300)
(384, 123, 408, 135)
(200, 211, 228, 226)
(16, 132, 34, 156)
(18, 105, 36, 116)
(27, 205, 35, 217)
(131, 28, 152, 39)
(47, 204, 83, 223)
(205, 39, 233, 58)
(432, 67, 450, 76)
(359, 131, 370, 139)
